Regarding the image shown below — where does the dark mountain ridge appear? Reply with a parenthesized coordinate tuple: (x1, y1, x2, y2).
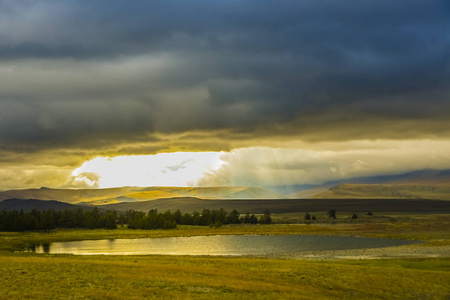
(0, 199, 84, 212)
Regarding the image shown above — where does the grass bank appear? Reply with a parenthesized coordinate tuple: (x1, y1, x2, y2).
(0, 254, 449, 299)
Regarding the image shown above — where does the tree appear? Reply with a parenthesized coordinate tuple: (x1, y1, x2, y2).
(104, 212, 117, 229)
(209, 208, 226, 224)
(60, 209, 76, 228)
(90, 207, 100, 228)
(213, 220, 223, 228)
(327, 209, 337, 219)
(367, 211, 373, 216)
(226, 209, 240, 224)
(163, 220, 177, 229)
(250, 214, 258, 224)
(173, 209, 182, 224)
(85, 214, 96, 229)
(163, 210, 173, 221)
(259, 209, 272, 224)
(118, 214, 126, 227)
(192, 211, 201, 225)
(181, 213, 193, 225)
(200, 209, 212, 226)
(352, 213, 358, 219)
(39, 210, 57, 231)
(304, 212, 311, 220)
(241, 212, 251, 224)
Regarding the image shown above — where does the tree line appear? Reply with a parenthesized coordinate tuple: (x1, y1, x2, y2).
(0, 207, 117, 231)
(0, 207, 272, 232)
(125, 208, 272, 229)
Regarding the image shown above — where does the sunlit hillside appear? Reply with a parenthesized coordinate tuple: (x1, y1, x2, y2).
(288, 169, 450, 199)
(0, 186, 285, 205)
(313, 184, 450, 200)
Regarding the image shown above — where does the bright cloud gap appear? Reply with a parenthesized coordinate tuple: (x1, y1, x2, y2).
(72, 152, 224, 188)
(68, 141, 450, 189)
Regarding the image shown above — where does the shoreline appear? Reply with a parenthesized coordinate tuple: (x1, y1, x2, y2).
(282, 243, 450, 260)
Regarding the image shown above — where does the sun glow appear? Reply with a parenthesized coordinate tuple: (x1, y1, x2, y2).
(71, 152, 224, 188)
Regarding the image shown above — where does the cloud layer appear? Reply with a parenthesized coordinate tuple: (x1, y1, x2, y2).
(1, 1, 449, 188)
(197, 140, 450, 187)
(3, 139, 448, 190)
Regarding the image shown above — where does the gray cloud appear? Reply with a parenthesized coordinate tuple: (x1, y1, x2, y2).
(0, 0, 449, 156)
(197, 141, 450, 187)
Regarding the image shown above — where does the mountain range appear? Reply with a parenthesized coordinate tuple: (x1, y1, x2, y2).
(0, 169, 449, 212)
(0, 186, 285, 205)
(285, 169, 450, 200)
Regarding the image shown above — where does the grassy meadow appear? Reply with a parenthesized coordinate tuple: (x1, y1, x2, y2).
(1, 254, 449, 299)
(0, 212, 449, 299)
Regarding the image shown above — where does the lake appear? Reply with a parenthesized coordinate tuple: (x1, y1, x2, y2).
(25, 235, 419, 256)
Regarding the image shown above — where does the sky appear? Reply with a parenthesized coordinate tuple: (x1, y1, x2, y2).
(0, 0, 449, 189)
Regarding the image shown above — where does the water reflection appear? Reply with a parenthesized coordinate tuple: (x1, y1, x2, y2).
(26, 235, 418, 256)
(27, 243, 50, 253)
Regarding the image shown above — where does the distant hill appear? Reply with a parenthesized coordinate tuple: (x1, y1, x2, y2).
(312, 184, 450, 200)
(119, 186, 285, 202)
(0, 187, 132, 204)
(2, 197, 449, 214)
(0, 199, 82, 211)
(1, 169, 448, 207)
(289, 169, 450, 199)
(102, 197, 450, 213)
(0, 186, 285, 205)
(373, 169, 450, 184)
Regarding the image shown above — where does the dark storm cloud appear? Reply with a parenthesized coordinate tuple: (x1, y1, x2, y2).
(0, 0, 449, 155)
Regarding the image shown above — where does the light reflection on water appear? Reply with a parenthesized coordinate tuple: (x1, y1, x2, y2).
(26, 235, 418, 256)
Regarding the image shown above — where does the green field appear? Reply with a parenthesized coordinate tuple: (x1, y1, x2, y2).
(0, 213, 449, 299)
(1, 254, 448, 299)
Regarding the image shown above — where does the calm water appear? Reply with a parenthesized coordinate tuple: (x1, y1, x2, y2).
(26, 235, 418, 256)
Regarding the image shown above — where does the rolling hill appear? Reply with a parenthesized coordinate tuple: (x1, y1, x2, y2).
(289, 169, 450, 199)
(0, 186, 285, 205)
(312, 183, 450, 200)
(0, 169, 448, 212)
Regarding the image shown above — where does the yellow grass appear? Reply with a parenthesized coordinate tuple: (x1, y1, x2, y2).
(126, 190, 181, 200)
(0, 254, 448, 299)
